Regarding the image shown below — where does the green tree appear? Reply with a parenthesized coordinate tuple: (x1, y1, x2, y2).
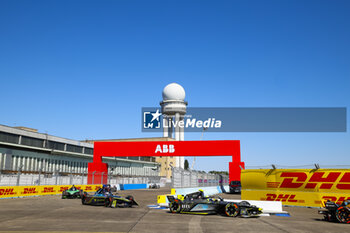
(184, 159, 189, 170)
(209, 170, 229, 175)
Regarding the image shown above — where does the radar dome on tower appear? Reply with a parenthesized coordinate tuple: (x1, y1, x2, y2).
(162, 83, 186, 101)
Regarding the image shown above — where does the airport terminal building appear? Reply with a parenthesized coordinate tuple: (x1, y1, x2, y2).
(0, 83, 188, 182)
(0, 124, 164, 177)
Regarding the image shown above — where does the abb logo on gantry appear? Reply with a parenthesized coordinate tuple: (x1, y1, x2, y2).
(155, 145, 175, 153)
(277, 172, 350, 190)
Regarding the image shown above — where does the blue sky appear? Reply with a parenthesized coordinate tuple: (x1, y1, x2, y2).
(1, 0, 349, 171)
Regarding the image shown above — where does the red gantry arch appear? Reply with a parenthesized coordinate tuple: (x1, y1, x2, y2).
(88, 140, 245, 184)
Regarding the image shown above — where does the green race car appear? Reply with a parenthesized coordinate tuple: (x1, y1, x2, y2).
(62, 185, 83, 199)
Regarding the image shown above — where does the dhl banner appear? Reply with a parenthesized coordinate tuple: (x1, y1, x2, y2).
(0, 184, 102, 199)
(241, 169, 350, 207)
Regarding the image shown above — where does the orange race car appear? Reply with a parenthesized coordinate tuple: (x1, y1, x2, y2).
(319, 199, 350, 223)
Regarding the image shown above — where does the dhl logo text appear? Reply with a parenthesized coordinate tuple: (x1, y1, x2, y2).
(263, 193, 304, 203)
(43, 187, 55, 193)
(85, 186, 93, 191)
(0, 188, 16, 195)
(59, 187, 69, 192)
(271, 172, 350, 190)
(319, 196, 350, 205)
(21, 188, 37, 194)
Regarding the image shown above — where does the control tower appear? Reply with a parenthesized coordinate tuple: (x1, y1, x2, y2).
(160, 83, 187, 168)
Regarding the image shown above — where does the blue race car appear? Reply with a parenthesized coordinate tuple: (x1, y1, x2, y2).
(81, 185, 138, 208)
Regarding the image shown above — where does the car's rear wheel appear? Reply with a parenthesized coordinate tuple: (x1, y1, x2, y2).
(225, 203, 239, 217)
(126, 195, 135, 207)
(104, 197, 112, 207)
(336, 207, 350, 223)
(169, 202, 181, 213)
(81, 192, 87, 205)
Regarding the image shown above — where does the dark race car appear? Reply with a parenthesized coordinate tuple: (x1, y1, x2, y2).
(167, 190, 262, 217)
(229, 180, 241, 194)
(319, 199, 350, 223)
(81, 185, 138, 208)
(149, 183, 160, 189)
(62, 185, 83, 199)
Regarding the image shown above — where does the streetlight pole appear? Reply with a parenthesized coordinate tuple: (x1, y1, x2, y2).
(191, 127, 207, 170)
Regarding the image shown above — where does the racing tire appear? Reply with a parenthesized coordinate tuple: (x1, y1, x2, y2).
(81, 192, 87, 205)
(336, 207, 350, 223)
(169, 202, 181, 213)
(126, 195, 134, 207)
(225, 203, 240, 217)
(104, 197, 112, 207)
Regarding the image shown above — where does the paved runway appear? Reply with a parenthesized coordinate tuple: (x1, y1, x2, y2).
(0, 188, 348, 233)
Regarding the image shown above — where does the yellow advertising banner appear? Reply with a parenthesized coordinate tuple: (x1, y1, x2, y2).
(241, 169, 350, 207)
(0, 186, 19, 198)
(0, 184, 102, 199)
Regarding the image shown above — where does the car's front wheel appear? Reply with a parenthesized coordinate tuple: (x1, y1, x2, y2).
(225, 203, 239, 217)
(169, 202, 181, 213)
(125, 196, 135, 207)
(336, 207, 350, 223)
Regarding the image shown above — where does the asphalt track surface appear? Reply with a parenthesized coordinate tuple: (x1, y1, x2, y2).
(0, 188, 349, 233)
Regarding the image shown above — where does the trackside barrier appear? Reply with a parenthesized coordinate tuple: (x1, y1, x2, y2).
(156, 186, 286, 214)
(241, 169, 350, 207)
(0, 185, 102, 199)
(157, 186, 228, 206)
(224, 199, 284, 214)
(120, 184, 148, 190)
